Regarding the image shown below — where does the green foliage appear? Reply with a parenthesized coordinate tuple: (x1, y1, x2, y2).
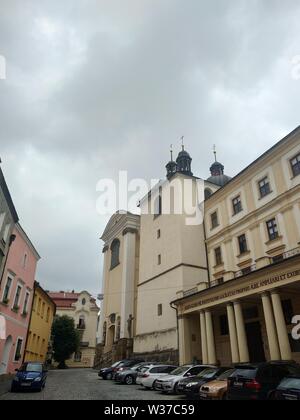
(51, 315, 80, 369)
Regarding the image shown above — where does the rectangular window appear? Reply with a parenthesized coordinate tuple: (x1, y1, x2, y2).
(14, 338, 23, 362)
(157, 229, 161, 239)
(2, 277, 13, 303)
(157, 304, 163, 316)
(23, 292, 30, 315)
(211, 211, 219, 229)
(2, 223, 10, 242)
(232, 195, 243, 215)
(220, 315, 229, 336)
(238, 234, 248, 254)
(214, 247, 223, 266)
(158, 254, 161, 265)
(258, 177, 271, 198)
(13, 285, 22, 310)
(282, 299, 294, 325)
(266, 218, 279, 241)
(41, 302, 45, 318)
(290, 153, 300, 177)
(22, 254, 28, 269)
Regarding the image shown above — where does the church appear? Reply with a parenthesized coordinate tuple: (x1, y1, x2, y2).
(97, 126, 300, 368)
(97, 141, 230, 365)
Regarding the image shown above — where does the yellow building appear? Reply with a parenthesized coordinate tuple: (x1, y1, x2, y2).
(174, 126, 300, 366)
(24, 282, 56, 363)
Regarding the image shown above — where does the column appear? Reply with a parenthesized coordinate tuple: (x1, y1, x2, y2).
(178, 316, 192, 365)
(120, 229, 137, 339)
(261, 293, 281, 361)
(271, 290, 292, 361)
(205, 311, 217, 365)
(226, 304, 240, 364)
(233, 301, 250, 363)
(200, 311, 208, 364)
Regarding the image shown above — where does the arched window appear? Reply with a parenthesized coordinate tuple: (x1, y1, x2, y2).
(204, 188, 213, 200)
(103, 322, 107, 345)
(78, 315, 85, 329)
(154, 187, 162, 219)
(110, 239, 120, 270)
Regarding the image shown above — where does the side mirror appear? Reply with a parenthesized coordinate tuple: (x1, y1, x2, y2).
(15, 369, 19, 372)
(186, 373, 192, 377)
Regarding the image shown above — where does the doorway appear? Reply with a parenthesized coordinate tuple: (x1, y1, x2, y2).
(0, 335, 13, 375)
(246, 322, 266, 363)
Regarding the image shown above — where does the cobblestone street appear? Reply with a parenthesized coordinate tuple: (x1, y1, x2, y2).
(0, 369, 185, 401)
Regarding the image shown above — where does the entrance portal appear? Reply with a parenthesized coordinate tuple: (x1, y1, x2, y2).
(246, 321, 266, 363)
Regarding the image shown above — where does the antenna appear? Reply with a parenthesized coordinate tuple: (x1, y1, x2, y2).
(213, 144, 217, 162)
(181, 136, 185, 151)
(170, 144, 173, 161)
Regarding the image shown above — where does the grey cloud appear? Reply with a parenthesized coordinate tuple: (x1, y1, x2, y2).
(0, 0, 300, 295)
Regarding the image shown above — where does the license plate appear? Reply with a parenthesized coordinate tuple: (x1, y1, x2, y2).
(156, 384, 162, 389)
(200, 392, 208, 398)
(22, 383, 32, 387)
(234, 382, 244, 388)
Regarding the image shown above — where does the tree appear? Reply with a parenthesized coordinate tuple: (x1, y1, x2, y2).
(52, 315, 80, 369)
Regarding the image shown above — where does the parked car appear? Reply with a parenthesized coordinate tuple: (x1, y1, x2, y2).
(112, 358, 145, 379)
(115, 363, 157, 385)
(11, 362, 48, 392)
(137, 365, 178, 389)
(227, 361, 300, 400)
(275, 376, 300, 400)
(99, 360, 126, 380)
(199, 368, 236, 400)
(154, 365, 210, 394)
(178, 367, 230, 398)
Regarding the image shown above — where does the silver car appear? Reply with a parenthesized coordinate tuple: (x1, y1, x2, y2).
(154, 365, 210, 394)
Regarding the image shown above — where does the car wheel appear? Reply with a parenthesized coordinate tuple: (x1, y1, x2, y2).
(268, 391, 276, 400)
(152, 380, 157, 390)
(174, 383, 180, 395)
(106, 373, 112, 380)
(125, 375, 134, 385)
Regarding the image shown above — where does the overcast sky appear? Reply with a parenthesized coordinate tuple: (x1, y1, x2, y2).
(0, 0, 300, 297)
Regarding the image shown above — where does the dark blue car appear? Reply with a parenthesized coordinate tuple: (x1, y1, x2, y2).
(11, 362, 48, 392)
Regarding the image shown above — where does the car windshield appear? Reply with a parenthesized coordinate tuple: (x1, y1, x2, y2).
(196, 368, 218, 379)
(112, 362, 121, 368)
(171, 366, 191, 376)
(217, 369, 235, 381)
(20, 363, 43, 373)
(280, 377, 300, 390)
(232, 368, 257, 379)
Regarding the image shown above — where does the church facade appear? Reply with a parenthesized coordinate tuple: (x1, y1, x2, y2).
(98, 126, 300, 367)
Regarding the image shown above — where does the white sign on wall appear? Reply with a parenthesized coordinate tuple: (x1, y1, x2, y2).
(0, 315, 6, 340)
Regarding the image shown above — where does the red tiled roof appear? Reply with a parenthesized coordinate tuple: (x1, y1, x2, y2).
(48, 292, 79, 308)
(48, 292, 98, 309)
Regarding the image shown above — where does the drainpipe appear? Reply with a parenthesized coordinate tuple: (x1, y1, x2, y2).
(0, 234, 16, 287)
(170, 302, 179, 364)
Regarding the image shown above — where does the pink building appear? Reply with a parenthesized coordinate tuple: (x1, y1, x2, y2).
(0, 223, 40, 375)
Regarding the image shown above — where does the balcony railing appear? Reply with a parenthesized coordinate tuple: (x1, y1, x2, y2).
(233, 246, 300, 280)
